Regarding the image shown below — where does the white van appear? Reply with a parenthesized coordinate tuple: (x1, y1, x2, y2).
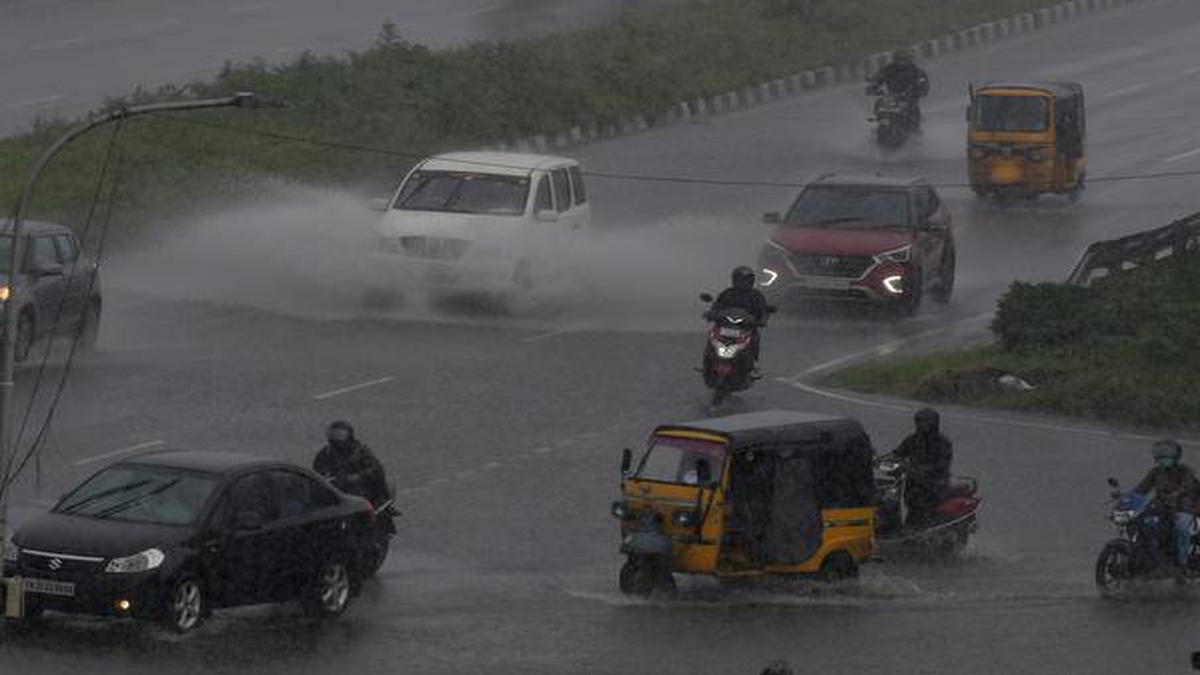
(373, 151, 591, 299)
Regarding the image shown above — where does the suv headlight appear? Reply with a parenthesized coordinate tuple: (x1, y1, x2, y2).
(874, 245, 912, 264)
(105, 548, 165, 574)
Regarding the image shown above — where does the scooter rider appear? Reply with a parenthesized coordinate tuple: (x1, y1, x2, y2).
(708, 266, 771, 364)
(892, 408, 953, 525)
(868, 48, 930, 129)
(313, 420, 391, 507)
(1133, 439, 1200, 570)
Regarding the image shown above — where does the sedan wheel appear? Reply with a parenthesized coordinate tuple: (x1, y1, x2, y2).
(163, 577, 205, 634)
(305, 560, 353, 618)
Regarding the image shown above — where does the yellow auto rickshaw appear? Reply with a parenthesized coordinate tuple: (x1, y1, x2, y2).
(966, 81, 1086, 201)
(612, 410, 876, 596)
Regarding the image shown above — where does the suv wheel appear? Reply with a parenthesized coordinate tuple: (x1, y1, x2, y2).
(14, 311, 34, 364)
(931, 252, 955, 304)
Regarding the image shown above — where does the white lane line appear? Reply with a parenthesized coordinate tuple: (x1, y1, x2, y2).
(532, 446, 554, 455)
(454, 3, 500, 17)
(229, 2, 275, 14)
(30, 37, 87, 51)
(140, 18, 183, 32)
(74, 439, 166, 467)
(312, 375, 394, 401)
(521, 326, 579, 343)
(1164, 147, 1200, 164)
(6, 94, 65, 110)
(1104, 83, 1149, 98)
(483, 461, 503, 470)
(785, 381, 1200, 446)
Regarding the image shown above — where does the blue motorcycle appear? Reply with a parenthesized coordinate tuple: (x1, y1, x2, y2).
(1095, 478, 1199, 596)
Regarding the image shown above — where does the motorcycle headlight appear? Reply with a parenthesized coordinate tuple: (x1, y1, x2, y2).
(874, 245, 912, 264)
(1112, 510, 1134, 525)
(105, 548, 166, 574)
(714, 343, 741, 359)
(612, 500, 631, 519)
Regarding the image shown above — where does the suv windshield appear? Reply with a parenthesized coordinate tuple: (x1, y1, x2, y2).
(56, 464, 219, 526)
(636, 436, 725, 485)
(394, 171, 530, 216)
(785, 186, 912, 228)
(974, 94, 1050, 132)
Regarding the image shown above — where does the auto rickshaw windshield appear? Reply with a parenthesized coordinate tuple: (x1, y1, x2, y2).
(636, 435, 725, 486)
(974, 94, 1050, 132)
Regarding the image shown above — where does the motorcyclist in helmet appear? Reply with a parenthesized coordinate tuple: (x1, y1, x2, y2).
(892, 408, 953, 525)
(868, 48, 930, 130)
(1132, 439, 1200, 570)
(313, 420, 391, 507)
(709, 266, 772, 364)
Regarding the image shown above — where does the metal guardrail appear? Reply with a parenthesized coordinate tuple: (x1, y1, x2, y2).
(1068, 211, 1200, 286)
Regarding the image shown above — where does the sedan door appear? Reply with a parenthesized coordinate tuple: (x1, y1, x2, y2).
(206, 471, 288, 606)
(271, 470, 348, 598)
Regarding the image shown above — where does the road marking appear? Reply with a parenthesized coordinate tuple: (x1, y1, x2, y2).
(483, 461, 503, 470)
(521, 326, 579, 343)
(454, 4, 500, 17)
(312, 375, 394, 401)
(6, 94, 65, 110)
(1164, 147, 1200, 164)
(1104, 83, 1149, 98)
(229, 2, 275, 14)
(30, 37, 87, 51)
(73, 440, 166, 467)
(1186, 66, 1200, 76)
(532, 446, 553, 455)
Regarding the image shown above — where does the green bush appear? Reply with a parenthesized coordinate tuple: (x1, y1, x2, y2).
(991, 281, 1091, 350)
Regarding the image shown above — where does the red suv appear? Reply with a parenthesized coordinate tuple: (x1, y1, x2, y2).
(757, 174, 954, 315)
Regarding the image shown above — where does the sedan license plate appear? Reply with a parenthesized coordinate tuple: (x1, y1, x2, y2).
(23, 578, 75, 598)
(796, 276, 852, 290)
(718, 327, 744, 338)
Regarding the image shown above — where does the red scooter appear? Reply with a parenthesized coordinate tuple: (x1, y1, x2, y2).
(874, 455, 981, 555)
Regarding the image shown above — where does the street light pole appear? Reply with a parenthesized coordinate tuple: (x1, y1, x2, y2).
(0, 93, 277, 613)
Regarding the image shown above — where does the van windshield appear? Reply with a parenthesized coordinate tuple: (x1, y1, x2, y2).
(974, 94, 1050, 132)
(394, 171, 530, 216)
(636, 436, 725, 485)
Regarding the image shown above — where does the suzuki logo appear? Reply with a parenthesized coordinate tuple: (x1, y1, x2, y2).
(47, 557, 63, 570)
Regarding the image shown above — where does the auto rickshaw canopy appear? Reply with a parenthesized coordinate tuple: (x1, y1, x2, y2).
(971, 81, 1086, 156)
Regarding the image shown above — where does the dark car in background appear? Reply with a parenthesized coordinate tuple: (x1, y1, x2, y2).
(757, 174, 955, 316)
(3, 450, 376, 633)
(0, 219, 101, 362)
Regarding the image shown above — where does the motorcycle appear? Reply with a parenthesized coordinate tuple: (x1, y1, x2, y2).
(697, 293, 773, 406)
(1095, 478, 1200, 596)
(323, 473, 400, 577)
(867, 84, 918, 150)
(874, 455, 981, 555)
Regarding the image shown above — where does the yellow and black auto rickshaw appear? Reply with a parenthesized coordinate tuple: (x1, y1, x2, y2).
(612, 411, 876, 596)
(966, 81, 1086, 201)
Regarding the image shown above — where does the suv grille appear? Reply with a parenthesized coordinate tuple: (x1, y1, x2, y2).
(789, 254, 874, 278)
(399, 237, 470, 261)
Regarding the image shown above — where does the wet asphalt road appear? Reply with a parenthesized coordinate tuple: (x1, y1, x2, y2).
(6, 1, 1200, 673)
(0, 0, 659, 133)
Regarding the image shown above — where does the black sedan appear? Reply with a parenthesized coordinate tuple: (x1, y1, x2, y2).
(3, 450, 377, 633)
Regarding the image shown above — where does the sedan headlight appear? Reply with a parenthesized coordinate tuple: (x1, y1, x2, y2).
(105, 548, 165, 574)
(874, 245, 912, 264)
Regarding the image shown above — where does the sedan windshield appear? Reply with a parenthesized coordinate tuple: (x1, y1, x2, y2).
(394, 171, 530, 216)
(56, 464, 219, 526)
(636, 436, 725, 485)
(785, 186, 911, 228)
(974, 94, 1050, 132)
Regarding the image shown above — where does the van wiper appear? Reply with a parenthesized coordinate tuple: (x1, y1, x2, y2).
(93, 478, 181, 520)
(58, 480, 152, 514)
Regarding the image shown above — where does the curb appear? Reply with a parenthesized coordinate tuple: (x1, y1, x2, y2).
(483, 0, 1158, 155)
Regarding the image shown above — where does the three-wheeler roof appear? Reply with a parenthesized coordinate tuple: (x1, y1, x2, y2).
(976, 81, 1084, 100)
(655, 410, 867, 450)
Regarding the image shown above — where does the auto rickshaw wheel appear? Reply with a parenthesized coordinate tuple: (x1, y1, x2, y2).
(818, 552, 859, 583)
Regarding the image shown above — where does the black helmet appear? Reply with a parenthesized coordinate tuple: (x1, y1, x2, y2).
(893, 48, 914, 64)
(732, 266, 756, 289)
(914, 408, 940, 434)
(326, 420, 356, 443)
(1152, 439, 1182, 467)
(760, 661, 794, 675)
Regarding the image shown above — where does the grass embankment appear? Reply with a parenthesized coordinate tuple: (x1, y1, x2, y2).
(1, 0, 1061, 236)
(827, 253, 1200, 429)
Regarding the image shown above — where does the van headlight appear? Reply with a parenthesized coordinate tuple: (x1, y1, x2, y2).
(874, 245, 911, 264)
(105, 548, 166, 574)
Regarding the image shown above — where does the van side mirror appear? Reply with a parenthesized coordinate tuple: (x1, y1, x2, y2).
(369, 197, 391, 212)
(234, 511, 264, 532)
(699, 293, 714, 303)
(696, 459, 712, 485)
(762, 212, 782, 225)
(536, 209, 560, 223)
(621, 448, 632, 475)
